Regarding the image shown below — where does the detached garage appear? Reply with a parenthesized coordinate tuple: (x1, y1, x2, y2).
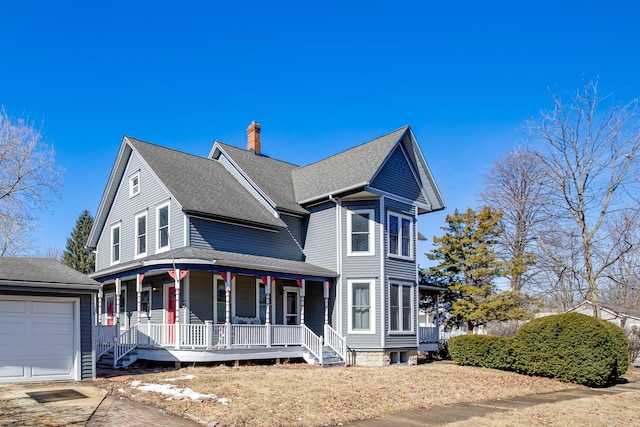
(0, 258, 99, 383)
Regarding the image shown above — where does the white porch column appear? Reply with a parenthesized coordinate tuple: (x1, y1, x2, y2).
(115, 278, 121, 323)
(300, 279, 306, 325)
(225, 272, 232, 348)
(136, 273, 143, 323)
(98, 283, 103, 325)
(265, 276, 272, 325)
(174, 268, 181, 349)
(265, 276, 272, 348)
(323, 281, 330, 325)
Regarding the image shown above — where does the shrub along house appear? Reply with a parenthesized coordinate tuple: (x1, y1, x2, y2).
(88, 123, 444, 367)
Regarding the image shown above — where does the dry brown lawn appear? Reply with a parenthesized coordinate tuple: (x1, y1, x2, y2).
(95, 361, 585, 426)
(446, 390, 640, 427)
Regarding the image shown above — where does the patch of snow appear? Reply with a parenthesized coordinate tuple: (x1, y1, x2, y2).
(129, 380, 219, 401)
(218, 398, 229, 405)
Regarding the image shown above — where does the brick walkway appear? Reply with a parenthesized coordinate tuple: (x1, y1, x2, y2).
(87, 395, 201, 426)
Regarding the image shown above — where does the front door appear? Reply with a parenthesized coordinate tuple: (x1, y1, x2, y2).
(167, 286, 177, 343)
(106, 294, 115, 325)
(283, 288, 300, 325)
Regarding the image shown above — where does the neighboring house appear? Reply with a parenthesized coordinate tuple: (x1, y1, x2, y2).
(88, 123, 445, 367)
(0, 258, 100, 383)
(568, 300, 640, 329)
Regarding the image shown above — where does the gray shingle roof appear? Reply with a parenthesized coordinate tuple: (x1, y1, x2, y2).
(0, 258, 100, 290)
(292, 126, 409, 203)
(128, 137, 286, 229)
(215, 142, 307, 215)
(91, 247, 336, 280)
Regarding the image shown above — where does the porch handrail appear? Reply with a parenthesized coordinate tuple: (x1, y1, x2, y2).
(179, 323, 208, 348)
(272, 325, 302, 345)
(113, 327, 139, 368)
(301, 325, 322, 364)
(324, 324, 346, 360)
(95, 324, 118, 359)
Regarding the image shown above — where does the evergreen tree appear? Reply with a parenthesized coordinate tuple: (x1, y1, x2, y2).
(426, 207, 537, 332)
(62, 210, 95, 274)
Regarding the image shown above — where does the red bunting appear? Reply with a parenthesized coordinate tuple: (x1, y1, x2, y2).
(167, 269, 188, 280)
(219, 271, 236, 282)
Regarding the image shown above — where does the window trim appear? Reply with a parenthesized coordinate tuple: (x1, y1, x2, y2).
(387, 211, 413, 260)
(134, 212, 147, 259)
(389, 282, 414, 334)
(110, 223, 121, 265)
(156, 202, 170, 253)
(347, 279, 376, 334)
(214, 276, 226, 324)
(129, 172, 140, 198)
(140, 286, 152, 318)
(347, 209, 375, 256)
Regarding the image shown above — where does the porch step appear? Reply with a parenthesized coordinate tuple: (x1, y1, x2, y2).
(304, 346, 345, 367)
(97, 350, 139, 369)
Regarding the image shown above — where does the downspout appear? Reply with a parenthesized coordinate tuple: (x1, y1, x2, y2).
(380, 196, 386, 349)
(329, 195, 342, 335)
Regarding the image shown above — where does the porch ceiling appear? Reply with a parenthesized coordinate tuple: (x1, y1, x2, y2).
(90, 247, 337, 283)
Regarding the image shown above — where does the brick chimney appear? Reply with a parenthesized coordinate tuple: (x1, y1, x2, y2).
(246, 121, 261, 154)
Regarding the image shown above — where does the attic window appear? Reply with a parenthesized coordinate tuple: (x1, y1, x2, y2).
(129, 173, 140, 197)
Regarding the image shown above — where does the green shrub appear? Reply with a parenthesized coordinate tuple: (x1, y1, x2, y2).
(600, 320, 629, 376)
(511, 313, 627, 386)
(449, 335, 512, 369)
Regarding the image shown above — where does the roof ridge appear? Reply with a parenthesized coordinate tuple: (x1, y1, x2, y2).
(215, 141, 300, 168)
(294, 125, 409, 170)
(126, 136, 210, 162)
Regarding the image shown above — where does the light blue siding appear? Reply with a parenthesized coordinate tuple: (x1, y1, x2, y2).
(188, 270, 213, 324)
(95, 149, 183, 271)
(304, 202, 337, 271)
(370, 145, 427, 206)
(384, 199, 418, 348)
(340, 200, 383, 350)
(189, 214, 304, 261)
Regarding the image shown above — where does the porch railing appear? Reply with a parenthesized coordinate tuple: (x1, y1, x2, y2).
(95, 324, 118, 359)
(324, 324, 346, 360)
(113, 326, 139, 368)
(302, 325, 322, 364)
(272, 325, 301, 345)
(419, 326, 439, 343)
(120, 323, 341, 364)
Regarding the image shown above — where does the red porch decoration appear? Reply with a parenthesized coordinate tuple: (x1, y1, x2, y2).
(138, 273, 145, 283)
(167, 269, 188, 280)
(296, 279, 303, 288)
(219, 271, 236, 282)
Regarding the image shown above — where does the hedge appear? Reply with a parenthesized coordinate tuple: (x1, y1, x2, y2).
(511, 313, 627, 386)
(448, 335, 512, 370)
(448, 313, 629, 387)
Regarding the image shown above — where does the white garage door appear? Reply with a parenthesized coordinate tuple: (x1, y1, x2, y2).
(0, 298, 78, 383)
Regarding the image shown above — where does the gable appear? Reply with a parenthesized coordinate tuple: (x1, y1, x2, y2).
(369, 144, 427, 205)
(93, 149, 176, 271)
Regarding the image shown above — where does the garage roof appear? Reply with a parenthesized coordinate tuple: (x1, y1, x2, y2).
(0, 258, 100, 291)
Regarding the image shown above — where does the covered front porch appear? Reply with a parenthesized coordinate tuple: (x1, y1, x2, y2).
(93, 248, 345, 367)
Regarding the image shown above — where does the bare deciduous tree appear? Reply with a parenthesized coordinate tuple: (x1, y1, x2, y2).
(529, 80, 640, 318)
(481, 148, 546, 293)
(0, 106, 62, 256)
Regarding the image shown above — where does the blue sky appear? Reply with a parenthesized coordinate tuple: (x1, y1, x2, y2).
(2, 1, 640, 267)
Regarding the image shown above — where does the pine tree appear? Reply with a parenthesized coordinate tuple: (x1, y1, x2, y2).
(426, 207, 537, 332)
(62, 210, 95, 274)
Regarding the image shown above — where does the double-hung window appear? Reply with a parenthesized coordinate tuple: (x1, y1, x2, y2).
(135, 212, 147, 258)
(347, 209, 375, 256)
(129, 172, 140, 197)
(110, 224, 121, 264)
(156, 203, 170, 252)
(348, 279, 375, 333)
(389, 283, 413, 332)
(388, 212, 413, 258)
